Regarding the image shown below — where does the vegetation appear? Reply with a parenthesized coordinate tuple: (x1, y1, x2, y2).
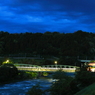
(0, 30, 95, 60)
(26, 84, 45, 95)
(2, 30, 95, 66)
(74, 83, 95, 95)
(58, 57, 81, 66)
(48, 70, 78, 95)
(17, 71, 38, 80)
(42, 72, 49, 76)
(0, 63, 39, 84)
(75, 66, 95, 88)
(52, 69, 69, 80)
(0, 64, 18, 83)
(48, 67, 95, 95)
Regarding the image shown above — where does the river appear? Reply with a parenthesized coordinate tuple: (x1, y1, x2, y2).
(0, 78, 53, 95)
(0, 72, 75, 95)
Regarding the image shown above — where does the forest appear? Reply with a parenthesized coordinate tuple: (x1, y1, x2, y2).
(1, 30, 95, 95)
(0, 30, 95, 59)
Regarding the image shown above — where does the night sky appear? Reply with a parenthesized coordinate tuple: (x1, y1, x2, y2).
(0, 0, 95, 33)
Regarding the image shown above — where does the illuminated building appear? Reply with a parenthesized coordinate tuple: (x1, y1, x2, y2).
(88, 63, 95, 72)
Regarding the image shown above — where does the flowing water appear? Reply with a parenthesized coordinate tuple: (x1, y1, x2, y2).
(0, 72, 75, 95)
(0, 78, 53, 95)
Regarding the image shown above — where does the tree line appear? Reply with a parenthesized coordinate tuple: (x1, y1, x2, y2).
(0, 30, 95, 58)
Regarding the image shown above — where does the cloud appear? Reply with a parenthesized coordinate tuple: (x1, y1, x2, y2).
(0, 0, 95, 33)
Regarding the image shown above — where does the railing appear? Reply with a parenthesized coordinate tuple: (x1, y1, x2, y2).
(14, 64, 79, 72)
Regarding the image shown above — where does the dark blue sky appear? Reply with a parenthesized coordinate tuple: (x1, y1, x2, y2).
(0, 0, 95, 33)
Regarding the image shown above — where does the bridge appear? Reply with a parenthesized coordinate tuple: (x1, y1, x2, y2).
(14, 64, 79, 72)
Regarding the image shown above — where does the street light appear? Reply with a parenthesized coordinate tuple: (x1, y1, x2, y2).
(6, 60, 9, 63)
(54, 61, 57, 69)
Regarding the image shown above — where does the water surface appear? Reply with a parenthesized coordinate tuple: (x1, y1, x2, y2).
(0, 72, 75, 95)
(0, 78, 52, 95)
